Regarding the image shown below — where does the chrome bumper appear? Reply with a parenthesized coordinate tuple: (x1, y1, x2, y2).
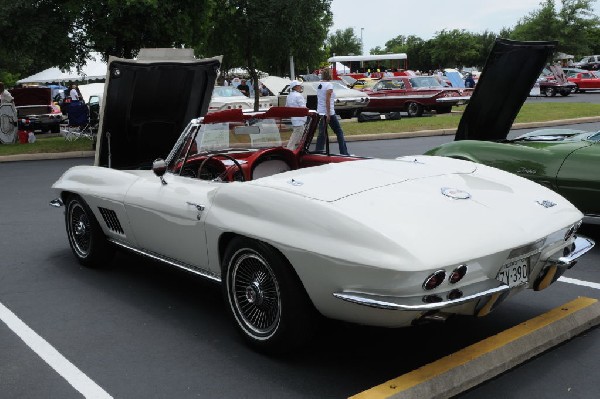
(333, 279, 510, 311)
(334, 235, 595, 311)
(534, 235, 595, 291)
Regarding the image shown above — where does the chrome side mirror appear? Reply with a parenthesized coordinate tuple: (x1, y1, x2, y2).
(152, 158, 167, 185)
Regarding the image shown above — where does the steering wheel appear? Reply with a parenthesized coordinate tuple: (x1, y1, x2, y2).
(198, 153, 245, 182)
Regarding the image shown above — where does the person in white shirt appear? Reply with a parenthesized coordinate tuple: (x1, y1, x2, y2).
(285, 80, 308, 150)
(315, 69, 349, 155)
(0, 82, 14, 104)
(69, 84, 80, 101)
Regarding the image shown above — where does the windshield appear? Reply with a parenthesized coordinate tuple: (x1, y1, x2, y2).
(408, 77, 443, 88)
(166, 114, 314, 173)
(213, 86, 246, 97)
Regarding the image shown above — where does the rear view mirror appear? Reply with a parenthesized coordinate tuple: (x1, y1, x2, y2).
(234, 126, 260, 135)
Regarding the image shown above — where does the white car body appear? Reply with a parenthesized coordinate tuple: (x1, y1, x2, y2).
(50, 46, 594, 353)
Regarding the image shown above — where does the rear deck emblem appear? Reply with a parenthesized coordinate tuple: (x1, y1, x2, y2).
(536, 200, 556, 208)
(441, 187, 471, 200)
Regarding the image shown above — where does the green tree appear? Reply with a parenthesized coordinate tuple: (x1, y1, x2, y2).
(428, 30, 480, 69)
(511, 0, 599, 56)
(0, 0, 83, 84)
(0, 0, 215, 85)
(79, 0, 214, 60)
(203, 0, 332, 109)
(325, 28, 362, 58)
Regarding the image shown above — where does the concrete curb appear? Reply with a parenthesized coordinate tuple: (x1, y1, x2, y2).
(0, 151, 95, 163)
(2, 116, 599, 162)
(351, 297, 600, 399)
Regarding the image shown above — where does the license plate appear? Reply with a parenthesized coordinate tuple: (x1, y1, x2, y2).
(496, 258, 529, 287)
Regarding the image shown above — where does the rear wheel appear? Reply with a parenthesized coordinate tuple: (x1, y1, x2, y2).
(222, 237, 318, 354)
(436, 106, 452, 114)
(65, 195, 115, 267)
(338, 110, 354, 119)
(406, 102, 424, 117)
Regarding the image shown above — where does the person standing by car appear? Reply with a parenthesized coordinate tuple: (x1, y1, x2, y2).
(69, 84, 80, 101)
(315, 68, 349, 155)
(285, 80, 307, 149)
(464, 73, 475, 88)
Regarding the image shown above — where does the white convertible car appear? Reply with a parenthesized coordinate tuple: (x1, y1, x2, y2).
(51, 47, 594, 354)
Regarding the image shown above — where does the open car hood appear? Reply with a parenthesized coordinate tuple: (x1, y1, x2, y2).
(11, 87, 52, 106)
(456, 39, 556, 141)
(260, 76, 291, 95)
(96, 49, 221, 169)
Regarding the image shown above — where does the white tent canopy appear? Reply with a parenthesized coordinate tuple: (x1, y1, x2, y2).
(17, 53, 107, 84)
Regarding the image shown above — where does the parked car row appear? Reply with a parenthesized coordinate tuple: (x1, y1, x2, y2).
(358, 75, 472, 117)
(574, 54, 600, 70)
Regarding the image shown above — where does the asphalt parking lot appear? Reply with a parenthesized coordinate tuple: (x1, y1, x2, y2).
(1, 120, 600, 398)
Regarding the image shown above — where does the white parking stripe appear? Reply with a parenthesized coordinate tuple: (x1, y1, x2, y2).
(0, 301, 113, 399)
(558, 277, 600, 290)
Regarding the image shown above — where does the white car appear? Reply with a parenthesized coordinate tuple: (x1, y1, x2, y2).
(208, 85, 276, 113)
(262, 76, 369, 119)
(51, 47, 594, 354)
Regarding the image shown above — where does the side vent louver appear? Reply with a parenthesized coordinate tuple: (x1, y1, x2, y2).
(98, 207, 125, 235)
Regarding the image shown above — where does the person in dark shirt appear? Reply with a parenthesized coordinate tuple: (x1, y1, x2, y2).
(464, 73, 475, 88)
(237, 79, 250, 96)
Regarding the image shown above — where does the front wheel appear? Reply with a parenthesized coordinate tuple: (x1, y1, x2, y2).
(222, 237, 318, 354)
(65, 195, 115, 267)
(338, 110, 354, 119)
(543, 87, 556, 97)
(406, 102, 424, 117)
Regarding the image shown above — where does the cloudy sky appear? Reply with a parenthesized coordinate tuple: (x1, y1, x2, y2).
(330, 0, 600, 53)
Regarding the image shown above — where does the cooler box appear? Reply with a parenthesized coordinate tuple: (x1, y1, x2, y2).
(18, 130, 29, 144)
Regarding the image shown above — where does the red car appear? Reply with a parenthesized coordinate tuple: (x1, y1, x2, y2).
(360, 76, 472, 117)
(567, 71, 600, 92)
(11, 87, 64, 132)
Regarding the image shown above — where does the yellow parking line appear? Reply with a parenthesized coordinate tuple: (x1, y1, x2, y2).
(350, 297, 599, 399)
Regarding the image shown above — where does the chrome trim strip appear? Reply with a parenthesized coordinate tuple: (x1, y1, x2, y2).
(108, 239, 221, 283)
(583, 214, 600, 225)
(49, 198, 64, 208)
(333, 279, 510, 311)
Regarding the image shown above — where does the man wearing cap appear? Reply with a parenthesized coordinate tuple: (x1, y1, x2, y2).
(285, 80, 307, 150)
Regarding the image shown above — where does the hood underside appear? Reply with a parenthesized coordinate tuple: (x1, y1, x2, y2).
(97, 49, 221, 169)
(456, 39, 556, 141)
(11, 87, 52, 106)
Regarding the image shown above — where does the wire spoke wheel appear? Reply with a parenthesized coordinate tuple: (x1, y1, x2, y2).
(67, 201, 92, 258)
(64, 195, 115, 268)
(223, 237, 318, 353)
(231, 250, 281, 337)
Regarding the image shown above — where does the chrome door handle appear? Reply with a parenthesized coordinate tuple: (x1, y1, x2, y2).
(186, 202, 205, 212)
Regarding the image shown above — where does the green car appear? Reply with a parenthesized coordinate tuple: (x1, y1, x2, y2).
(425, 39, 600, 224)
(426, 129, 600, 223)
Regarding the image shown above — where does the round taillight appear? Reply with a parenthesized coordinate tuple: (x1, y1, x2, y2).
(447, 289, 463, 300)
(423, 270, 446, 290)
(449, 264, 468, 284)
(423, 294, 443, 303)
